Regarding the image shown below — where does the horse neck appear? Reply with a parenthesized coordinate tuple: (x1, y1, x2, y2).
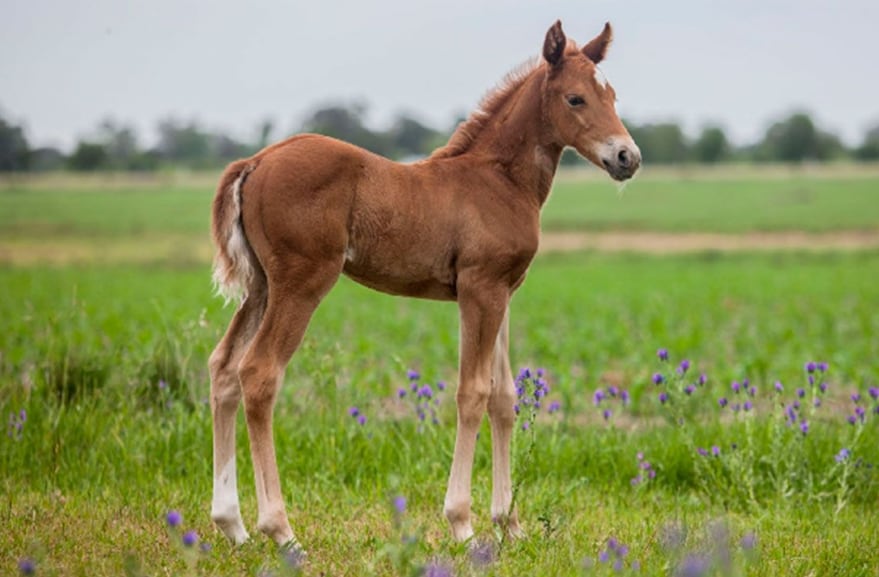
(468, 71, 563, 206)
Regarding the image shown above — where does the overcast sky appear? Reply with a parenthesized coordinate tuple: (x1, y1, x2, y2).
(2, 0, 877, 150)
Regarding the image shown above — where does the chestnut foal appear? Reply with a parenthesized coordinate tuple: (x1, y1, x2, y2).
(209, 20, 640, 548)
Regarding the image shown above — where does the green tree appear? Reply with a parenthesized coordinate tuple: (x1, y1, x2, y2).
(68, 141, 108, 171)
(626, 121, 689, 164)
(757, 111, 842, 163)
(388, 113, 442, 158)
(0, 114, 30, 172)
(156, 118, 212, 168)
(692, 125, 730, 164)
(854, 124, 879, 161)
(300, 103, 393, 157)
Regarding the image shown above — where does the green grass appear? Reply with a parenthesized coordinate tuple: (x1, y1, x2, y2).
(2, 169, 878, 243)
(2, 251, 878, 576)
(545, 174, 879, 232)
(1, 170, 878, 576)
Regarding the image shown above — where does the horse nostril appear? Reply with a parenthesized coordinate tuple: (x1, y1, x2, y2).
(617, 148, 630, 167)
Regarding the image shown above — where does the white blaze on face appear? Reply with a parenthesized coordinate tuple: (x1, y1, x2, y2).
(593, 66, 608, 90)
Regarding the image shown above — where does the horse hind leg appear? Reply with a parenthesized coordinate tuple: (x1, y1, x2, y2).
(238, 256, 342, 547)
(209, 281, 267, 545)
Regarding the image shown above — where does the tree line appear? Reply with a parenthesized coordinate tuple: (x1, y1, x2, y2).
(2, 103, 879, 173)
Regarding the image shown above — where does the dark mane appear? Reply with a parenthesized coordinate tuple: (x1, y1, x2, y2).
(430, 57, 542, 159)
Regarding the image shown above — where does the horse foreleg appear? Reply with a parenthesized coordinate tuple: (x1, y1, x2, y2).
(487, 307, 523, 538)
(444, 279, 509, 542)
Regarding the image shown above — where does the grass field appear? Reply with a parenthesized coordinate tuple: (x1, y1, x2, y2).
(1, 168, 878, 576)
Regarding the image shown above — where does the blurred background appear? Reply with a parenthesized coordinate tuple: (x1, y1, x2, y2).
(2, 0, 878, 172)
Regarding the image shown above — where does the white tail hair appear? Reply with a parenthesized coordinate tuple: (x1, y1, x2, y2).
(212, 167, 256, 305)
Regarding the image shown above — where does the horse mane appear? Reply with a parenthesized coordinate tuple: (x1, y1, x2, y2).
(430, 57, 543, 159)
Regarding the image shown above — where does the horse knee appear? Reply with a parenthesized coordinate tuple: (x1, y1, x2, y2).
(457, 387, 490, 428)
(489, 390, 517, 428)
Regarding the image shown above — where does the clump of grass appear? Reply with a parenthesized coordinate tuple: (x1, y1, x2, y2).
(137, 338, 195, 410)
(40, 348, 110, 406)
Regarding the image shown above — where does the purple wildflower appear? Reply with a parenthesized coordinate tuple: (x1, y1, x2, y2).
(774, 381, 783, 394)
(697, 447, 709, 457)
(741, 533, 757, 550)
(814, 398, 822, 408)
(200, 542, 212, 553)
(423, 561, 454, 577)
(799, 420, 809, 436)
(819, 382, 828, 393)
(698, 373, 707, 386)
(718, 397, 728, 408)
(392, 495, 406, 515)
(419, 385, 433, 399)
(711, 446, 720, 457)
(18, 558, 36, 576)
(602, 408, 612, 421)
(166, 510, 182, 528)
(357, 414, 367, 426)
(817, 362, 829, 372)
(182, 531, 198, 547)
(437, 381, 446, 391)
(869, 387, 879, 400)
(748, 386, 757, 397)
(470, 541, 496, 568)
(677, 555, 710, 577)
(848, 415, 857, 425)
(657, 348, 669, 361)
(835, 448, 851, 463)
(521, 421, 530, 431)
(851, 392, 862, 403)
(598, 550, 610, 563)
(731, 381, 741, 394)
(158, 379, 168, 390)
(685, 385, 695, 396)
(536, 368, 545, 377)
(548, 400, 561, 414)
(407, 369, 420, 380)
(348, 406, 360, 418)
(621, 390, 630, 404)
(743, 400, 753, 412)
(678, 359, 690, 375)
(653, 373, 664, 385)
(607, 385, 619, 397)
(805, 362, 817, 373)
(659, 392, 669, 404)
(397, 388, 407, 398)
(796, 388, 805, 399)
(593, 389, 606, 405)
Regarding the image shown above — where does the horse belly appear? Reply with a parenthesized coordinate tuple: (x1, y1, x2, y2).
(341, 242, 457, 301)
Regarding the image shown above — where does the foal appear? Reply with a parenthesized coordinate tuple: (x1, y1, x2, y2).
(209, 20, 640, 547)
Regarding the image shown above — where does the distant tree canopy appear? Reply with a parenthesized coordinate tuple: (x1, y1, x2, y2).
(0, 115, 30, 172)
(1, 105, 878, 173)
(299, 103, 442, 160)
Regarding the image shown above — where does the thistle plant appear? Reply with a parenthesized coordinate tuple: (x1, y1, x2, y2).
(396, 369, 447, 433)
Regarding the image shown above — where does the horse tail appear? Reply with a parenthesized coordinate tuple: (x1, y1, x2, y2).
(211, 159, 260, 304)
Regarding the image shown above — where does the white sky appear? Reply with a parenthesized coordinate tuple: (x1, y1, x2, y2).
(2, 0, 877, 150)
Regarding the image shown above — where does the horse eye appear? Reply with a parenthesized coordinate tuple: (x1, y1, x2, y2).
(566, 95, 586, 107)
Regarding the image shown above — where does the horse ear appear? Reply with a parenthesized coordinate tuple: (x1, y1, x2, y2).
(543, 20, 566, 67)
(582, 22, 613, 64)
